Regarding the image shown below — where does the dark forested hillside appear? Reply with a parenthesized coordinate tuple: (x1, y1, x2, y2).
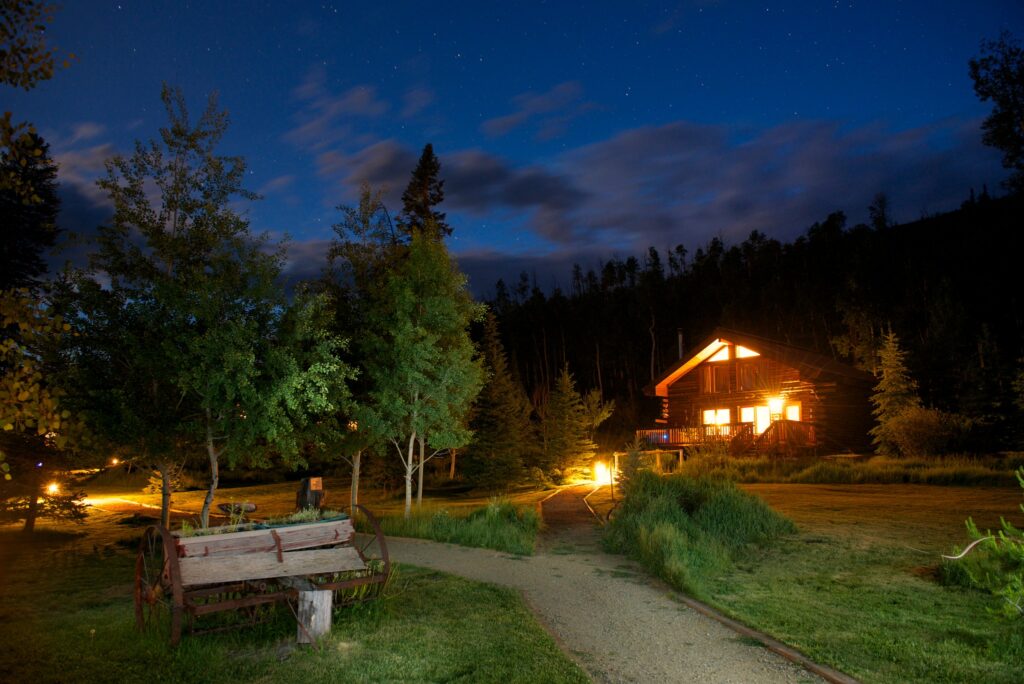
(489, 193, 1024, 449)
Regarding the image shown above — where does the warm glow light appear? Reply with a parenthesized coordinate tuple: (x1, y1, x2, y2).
(110, 457, 119, 466)
(594, 461, 613, 485)
(735, 345, 760, 358)
(768, 396, 784, 417)
(740, 406, 755, 424)
(46, 482, 60, 495)
(708, 345, 730, 362)
(347, 420, 359, 432)
(786, 404, 801, 421)
(703, 408, 731, 425)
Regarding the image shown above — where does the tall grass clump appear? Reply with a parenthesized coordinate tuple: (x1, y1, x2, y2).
(604, 471, 795, 599)
(377, 498, 540, 555)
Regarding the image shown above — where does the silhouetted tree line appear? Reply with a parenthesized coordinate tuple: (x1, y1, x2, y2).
(489, 191, 1024, 451)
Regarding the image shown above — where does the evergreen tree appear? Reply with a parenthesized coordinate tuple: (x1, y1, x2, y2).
(362, 228, 483, 518)
(399, 143, 449, 240)
(870, 331, 921, 455)
(463, 312, 533, 489)
(540, 365, 595, 481)
(0, 132, 59, 289)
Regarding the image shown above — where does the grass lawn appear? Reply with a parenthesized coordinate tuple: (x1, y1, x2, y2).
(0, 527, 587, 684)
(695, 483, 1024, 683)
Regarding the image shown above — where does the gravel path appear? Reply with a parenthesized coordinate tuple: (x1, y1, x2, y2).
(379, 485, 825, 684)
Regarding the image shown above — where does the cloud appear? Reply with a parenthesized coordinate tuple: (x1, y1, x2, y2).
(257, 174, 295, 195)
(68, 122, 106, 145)
(286, 67, 390, 151)
(482, 81, 594, 139)
(401, 87, 434, 118)
(559, 117, 1003, 250)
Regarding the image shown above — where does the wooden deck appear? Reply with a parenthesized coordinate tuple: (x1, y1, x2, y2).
(636, 420, 816, 455)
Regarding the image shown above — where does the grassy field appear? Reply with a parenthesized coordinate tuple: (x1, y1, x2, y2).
(0, 526, 586, 684)
(605, 477, 1024, 683)
(654, 451, 1024, 487)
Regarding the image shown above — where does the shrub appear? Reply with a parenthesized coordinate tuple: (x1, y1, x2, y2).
(378, 498, 540, 555)
(942, 468, 1024, 618)
(605, 471, 795, 598)
(885, 406, 964, 457)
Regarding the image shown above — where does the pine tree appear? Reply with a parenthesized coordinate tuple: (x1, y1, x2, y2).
(463, 312, 533, 489)
(540, 366, 595, 482)
(362, 229, 484, 518)
(399, 143, 449, 239)
(0, 132, 59, 289)
(870, 331, 921, 455)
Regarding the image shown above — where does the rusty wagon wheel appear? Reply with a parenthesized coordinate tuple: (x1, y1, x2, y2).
(135, 525, 184, 645)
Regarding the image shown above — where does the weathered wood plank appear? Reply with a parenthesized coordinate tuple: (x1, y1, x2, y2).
(178, 546, 365, 586)
(175, 519, 354, 558)
(296, 590, 333, 644)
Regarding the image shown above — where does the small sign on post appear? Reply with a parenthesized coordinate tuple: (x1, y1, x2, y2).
(296, 477, 326, 511)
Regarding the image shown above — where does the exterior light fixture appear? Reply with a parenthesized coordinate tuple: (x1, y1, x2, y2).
(47, 482, 60, 495)
(768, 396, 784, 419)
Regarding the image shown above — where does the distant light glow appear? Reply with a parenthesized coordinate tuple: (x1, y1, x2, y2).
(47, 482, 60, 495)
(111, 457, 119, 466)
(768, 396, 784, 417)
(594, 461, 613, 485)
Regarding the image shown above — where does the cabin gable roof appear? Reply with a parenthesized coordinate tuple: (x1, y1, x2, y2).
(645, 327, 874, 397)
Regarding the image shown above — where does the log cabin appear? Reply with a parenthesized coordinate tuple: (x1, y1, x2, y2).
(638, 328, 874, 455)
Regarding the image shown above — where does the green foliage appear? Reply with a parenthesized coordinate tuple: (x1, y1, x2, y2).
(463, 312, 533, 489)
(870, 331, 922, 455)
(581, 388, 614, 443)
(66, 86, 354, 527)
(376, 498, 540, 555)
(944, 468, 1024, 618)
(399, 143, 448, 239)
(884, 405, 965, 457)
(361, 230, 484, 516)
(0, 132, 58, 288)
(539, 366, 595, 482)
(970, 31, 1024, 193)
(604, 471, 795, 599)
(1, 0, 70, 204)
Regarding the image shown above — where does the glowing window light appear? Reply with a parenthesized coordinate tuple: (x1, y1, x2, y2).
(47, 482, 60, 495)
(702, 409, 716, 425)
(708, 346, 730, 362)
(786, 404, 801, 421)
(735, 345, 760, 358)
(594, 461, 613, 485)
(768, 396, 784, 418)
(740, 406, 755, 424)
(715, 408, 731, 425)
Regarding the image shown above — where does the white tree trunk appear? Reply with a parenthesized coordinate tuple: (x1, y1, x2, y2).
(350, 450, 361, 511)
(417, 435, 425, 506)
(404, 432, 416, 519)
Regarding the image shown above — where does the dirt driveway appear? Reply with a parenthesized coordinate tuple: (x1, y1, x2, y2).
(379, 485, 827, 684)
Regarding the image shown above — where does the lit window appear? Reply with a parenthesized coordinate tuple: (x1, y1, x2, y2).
(736, 345, 760, 358)
(711, 408, 731, 425)
(708, 346, 730, 362)
(703, 409, 716, 425)
(786, 404, 801, 421)
(740, 407, 755, 423)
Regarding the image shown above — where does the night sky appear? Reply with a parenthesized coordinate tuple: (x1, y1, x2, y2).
(9, 1, 1022, 293)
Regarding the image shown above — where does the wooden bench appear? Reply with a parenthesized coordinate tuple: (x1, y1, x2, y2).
(134, 506, 390, 645)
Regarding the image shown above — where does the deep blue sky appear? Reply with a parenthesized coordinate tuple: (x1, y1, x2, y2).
(10, 1, 1022, 293)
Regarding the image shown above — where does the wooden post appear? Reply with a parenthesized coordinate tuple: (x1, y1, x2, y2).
(655, 451, 662, 474)
(297, 589, 333, 644)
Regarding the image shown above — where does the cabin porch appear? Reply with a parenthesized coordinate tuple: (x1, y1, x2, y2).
(636, 419, 817, 456)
